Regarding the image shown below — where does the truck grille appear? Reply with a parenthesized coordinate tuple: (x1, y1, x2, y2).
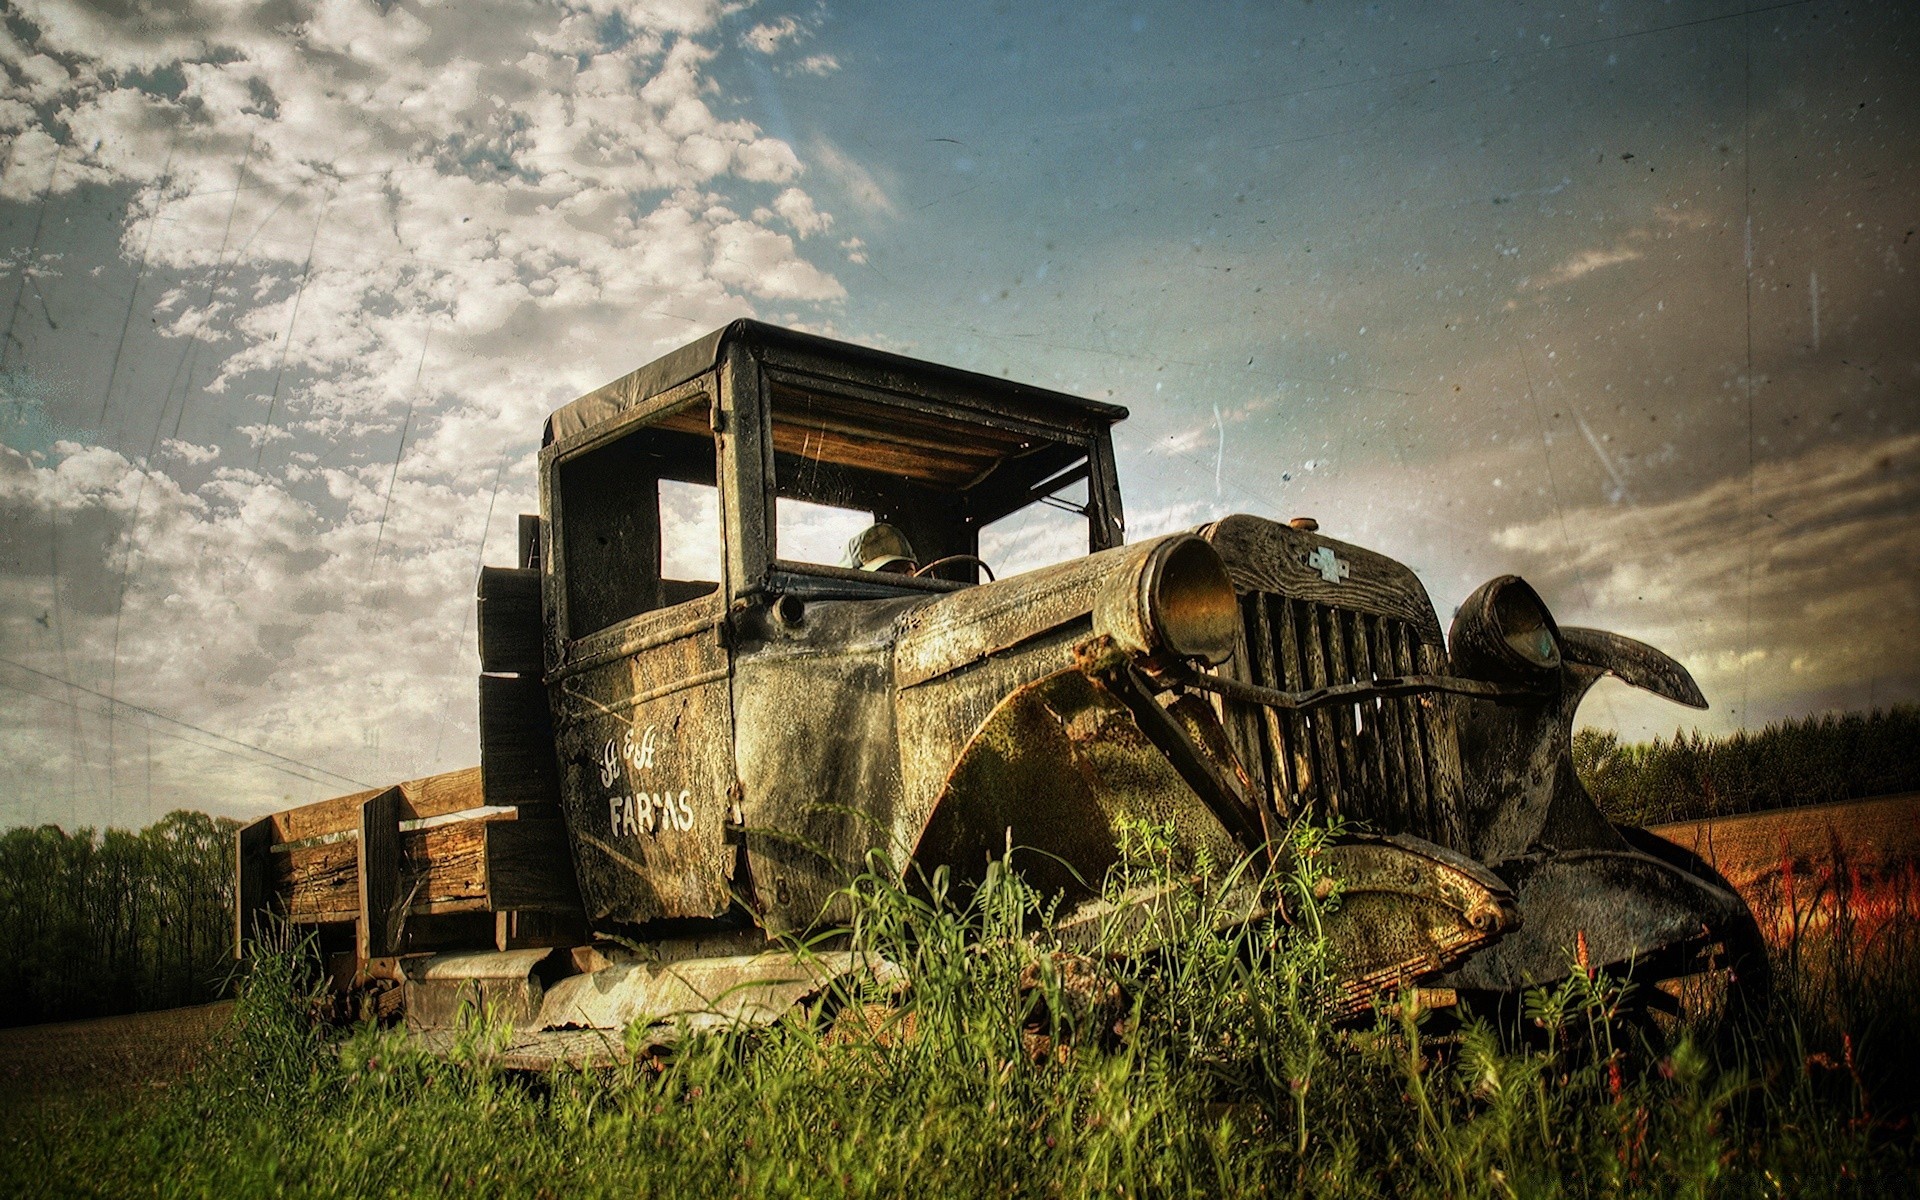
(1232, 593, 1465, 849)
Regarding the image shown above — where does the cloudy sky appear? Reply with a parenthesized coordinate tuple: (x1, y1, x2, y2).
(0, 0, 1914, 831)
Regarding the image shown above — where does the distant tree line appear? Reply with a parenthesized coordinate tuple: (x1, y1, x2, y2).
(1576, 705, 1920, 828)
(0, 810, 238, 1027)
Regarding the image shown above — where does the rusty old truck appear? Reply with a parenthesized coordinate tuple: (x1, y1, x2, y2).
(235, 320, 1754, 1061)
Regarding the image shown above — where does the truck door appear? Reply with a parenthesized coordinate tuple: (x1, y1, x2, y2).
(541, 387, 738, 926)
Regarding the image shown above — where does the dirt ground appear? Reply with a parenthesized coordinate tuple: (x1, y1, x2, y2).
(0, 1000, 232, 1104)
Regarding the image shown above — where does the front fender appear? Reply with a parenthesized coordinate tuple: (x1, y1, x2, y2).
(1560, 626, 1707, 710)
(1456, 623, 1706, 866)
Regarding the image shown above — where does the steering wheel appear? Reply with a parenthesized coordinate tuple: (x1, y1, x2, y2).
(912, 554, 996, 583)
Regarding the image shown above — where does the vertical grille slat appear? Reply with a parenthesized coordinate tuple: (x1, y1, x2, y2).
(1390, 621, 1437, 834)
(1320, 607, 1363, 814)
(1295, 600, 1345, 815)
(1365, 616, 1413, 830)
(1343, 611, 1392, 827)
(1241, 593, 1293, 815)
(1230, 587, 1461, 849)
(1272, 595, 1314, 809)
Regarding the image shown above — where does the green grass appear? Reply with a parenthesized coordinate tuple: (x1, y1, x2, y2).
(4, 825, 1916, 1199)
(1577, 705, 1920, 827)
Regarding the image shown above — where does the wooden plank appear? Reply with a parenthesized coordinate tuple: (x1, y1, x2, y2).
(357, 788, 402, 960)
(270, 765, 485, 845)
(234, 817, 274, 959)
(279, 839, 360, 924)
(404, 766, 487, 819)
(480, 673, 561, 805)
(517, 513, 541, 570)
(478, 566, 543, 675)
(275, 812, 524, 927)
(485, 819, 585, 913)
(410, 818, 493, 909)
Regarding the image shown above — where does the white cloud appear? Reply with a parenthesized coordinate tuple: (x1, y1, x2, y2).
(772, 186, 832, 237)
(744, 17, 803, 54)
(808, 137, 899, 218)
(160, 439, 220, 464)
(0, 0, 849, 825)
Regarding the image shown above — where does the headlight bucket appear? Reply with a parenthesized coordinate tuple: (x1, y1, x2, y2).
(1094, 534, 1239, 666)
(1449, 574, 1563, 685)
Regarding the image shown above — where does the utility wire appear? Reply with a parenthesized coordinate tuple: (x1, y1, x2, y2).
(98, 141, 178, 427)
(370, 323, 431, 587)
(0, 656, 375, 789)
(1741, 9, 1757, 729)
(0, 675, 346, 794)
(1, 151, 60, 370)
(252, 194, 332, 469)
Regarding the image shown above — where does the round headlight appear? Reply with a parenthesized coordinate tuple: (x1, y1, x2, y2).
(1095, 534, 1240, 666)
(1449, 574, 1563, 683)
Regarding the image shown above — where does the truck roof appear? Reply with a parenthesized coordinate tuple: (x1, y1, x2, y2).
(544, 318, 1131, 446)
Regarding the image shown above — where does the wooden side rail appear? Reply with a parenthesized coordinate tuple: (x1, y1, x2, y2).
(234, 765, 581, 960)
(263, 765, 487, 846)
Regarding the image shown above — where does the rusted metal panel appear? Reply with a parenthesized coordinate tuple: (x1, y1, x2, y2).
(893, 549, 1111, 689)
(548, 590, 737, 925)
(911, 667, 1243, 902)
(893, 626, 1089, 861)
(732, 595, 920, 936)
(402, 948, 556, 1030)
(1204, 515, 1446, 644)
(1315, 833, 1516, 1015)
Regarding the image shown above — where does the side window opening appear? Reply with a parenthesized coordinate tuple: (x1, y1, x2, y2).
(776, 496, 874, 567)
(658, 478, 722, 598)
(558, 402, 721, 639)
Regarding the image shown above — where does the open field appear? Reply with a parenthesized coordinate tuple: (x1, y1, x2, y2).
(1649, 793, 1920, 946)
(0, 1001, 231, 1105)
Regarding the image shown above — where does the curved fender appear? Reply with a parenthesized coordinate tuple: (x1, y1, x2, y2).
(1560, 627, 1707, 710)
(907, 667, 1244, 900)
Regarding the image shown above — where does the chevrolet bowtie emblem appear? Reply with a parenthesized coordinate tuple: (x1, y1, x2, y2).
(1307, 546, 1350, 584)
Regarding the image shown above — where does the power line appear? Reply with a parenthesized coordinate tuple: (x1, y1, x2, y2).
(252, 192, 332, 470)
(0, 656, 374, 789)
(1, 150, 61, 369)
(1741, 9, 1757, 730)
(370, 322, 431, 589)
(0, 675, 336, 795)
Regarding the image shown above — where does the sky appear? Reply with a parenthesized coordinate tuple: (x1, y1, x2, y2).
(0, 0, 1914, 831)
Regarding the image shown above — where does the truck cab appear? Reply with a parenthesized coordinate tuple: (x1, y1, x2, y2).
(495, 321, 1133, 931)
